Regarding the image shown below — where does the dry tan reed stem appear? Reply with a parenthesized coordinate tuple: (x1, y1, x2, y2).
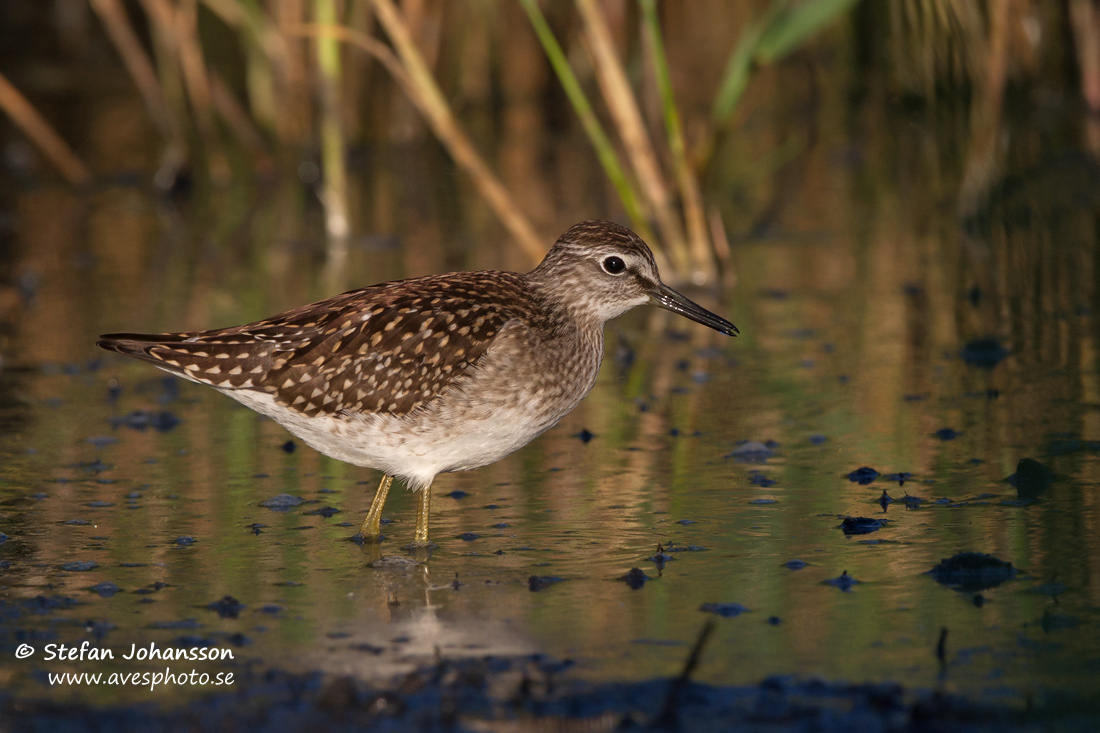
(1071, 0, 1100, 111)
(369, 0, 546, 264)
(0, 71, 90, 184)
(573, 0, 689, 273)
(88, 0, 183, 147)
(291, 24, 413, 92)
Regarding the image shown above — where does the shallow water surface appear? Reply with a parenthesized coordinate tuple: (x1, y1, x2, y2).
(2, 96, 1100, 721)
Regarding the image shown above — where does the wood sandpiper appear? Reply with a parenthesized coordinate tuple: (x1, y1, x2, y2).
(98, 220, 738, 548)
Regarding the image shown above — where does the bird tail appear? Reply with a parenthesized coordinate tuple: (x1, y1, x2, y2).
(97, 332, 272, 389)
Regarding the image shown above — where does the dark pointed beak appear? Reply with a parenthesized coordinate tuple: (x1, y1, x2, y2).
(649, 283, 739, 336)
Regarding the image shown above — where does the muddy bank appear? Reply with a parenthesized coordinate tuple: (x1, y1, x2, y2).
(5, 655, 1097, 733)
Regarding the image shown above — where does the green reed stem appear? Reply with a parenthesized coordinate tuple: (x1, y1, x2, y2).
(639, 0, 713, 282)
(516, 0, 649, 238)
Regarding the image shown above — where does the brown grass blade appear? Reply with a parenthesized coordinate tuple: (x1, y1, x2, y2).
(368, 0, 545, 264)
(573, 0, 689, 273)
(0, 71, 90, 184)
(89, 0, 183, 147)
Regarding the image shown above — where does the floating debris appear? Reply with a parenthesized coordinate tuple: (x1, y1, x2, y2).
(933, 428, 961, 441)
(573, 428, 595, 443)
(649, 544, 673, 570)
(782, 559, 808, 570)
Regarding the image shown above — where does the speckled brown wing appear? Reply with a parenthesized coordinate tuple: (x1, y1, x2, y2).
(97, 271, 535, 418)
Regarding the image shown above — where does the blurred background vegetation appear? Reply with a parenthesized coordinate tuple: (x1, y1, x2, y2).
(2, 0, 1098, 285)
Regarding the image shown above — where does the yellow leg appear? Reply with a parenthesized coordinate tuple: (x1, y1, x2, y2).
(357, 474, 394, 542)
(412, 484, 432, 547)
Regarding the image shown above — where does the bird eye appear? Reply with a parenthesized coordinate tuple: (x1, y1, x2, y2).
(601, 256, 626, 275)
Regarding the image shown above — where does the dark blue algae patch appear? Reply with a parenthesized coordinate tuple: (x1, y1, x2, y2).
(839, 517, 888, 535)
(303, 506, 341, 517)
(1006, 458, 1053, 498)
(206, 596, 245, 618)
(926, 552, 1017, 592)
(725, 441, 777, 462)
(823, 571, 860, 591)
(933, 428, 961, 440)
(573, 429, 595, 443)
(747, 471, 776, 487)
(847, 467, 880, 485)
(960, 338, 1009, 368)
(148, 618, 200, 630)
(60, 562, 98, 572)
(258, 493, 304, 509)
(21, 595, 80, 613)
(664, 543, 706, 553)
(111, 410, 181, 432)
(173, 536, 196, 546)
(782, 559, 808, 570)
(528, 576, 563, 592)
(88, 582, 121, 598)
(622, 568, 650, 589)
(699, 602, 748, 618)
